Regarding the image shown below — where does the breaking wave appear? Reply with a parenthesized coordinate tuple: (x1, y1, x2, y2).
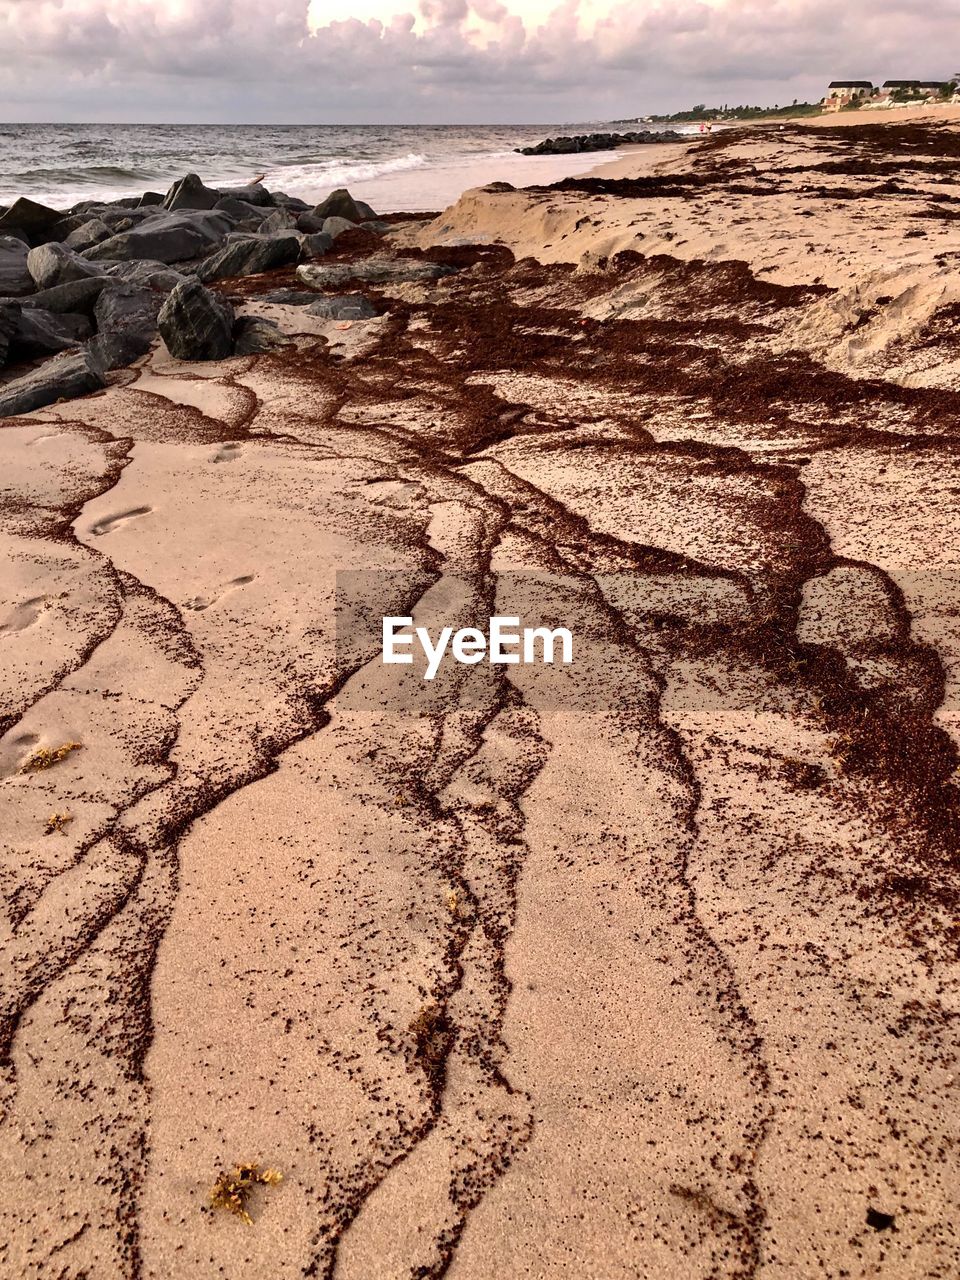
(266, 151, 428, 191)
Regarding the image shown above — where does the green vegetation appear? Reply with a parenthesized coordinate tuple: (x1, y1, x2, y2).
(656, 100, 823, 123)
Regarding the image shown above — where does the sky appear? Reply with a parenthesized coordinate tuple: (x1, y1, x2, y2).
(0, 0, 957, 124)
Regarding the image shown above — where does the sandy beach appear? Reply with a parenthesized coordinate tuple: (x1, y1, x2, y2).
(3, 113, 960, 1279)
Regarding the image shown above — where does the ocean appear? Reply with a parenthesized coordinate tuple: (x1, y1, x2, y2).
(0, 121, 689, 214)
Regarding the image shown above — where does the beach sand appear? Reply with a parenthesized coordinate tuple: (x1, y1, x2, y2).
(3, 116, 960, 1278)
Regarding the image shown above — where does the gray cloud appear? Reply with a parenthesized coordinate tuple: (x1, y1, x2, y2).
(0, 0, 956, 122)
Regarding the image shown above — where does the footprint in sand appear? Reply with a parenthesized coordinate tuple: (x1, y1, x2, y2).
(211, 442, 244, 463)
(182, 575, 255, 612)
(90, 506, 152, 538)
(0, 730, 39, 778)
(0, 596, 48, 635)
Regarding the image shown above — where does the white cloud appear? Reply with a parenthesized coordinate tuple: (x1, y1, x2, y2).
(0, 0, 956, 122)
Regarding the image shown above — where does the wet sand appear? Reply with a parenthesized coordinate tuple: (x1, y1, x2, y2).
(3, 118, 960, 1278)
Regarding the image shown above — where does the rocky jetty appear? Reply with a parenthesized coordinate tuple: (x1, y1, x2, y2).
(0, 178, 390, 398)
(517, 128, 683, 155)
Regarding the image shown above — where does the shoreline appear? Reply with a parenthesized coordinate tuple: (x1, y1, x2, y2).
(401, 111, 960, 292)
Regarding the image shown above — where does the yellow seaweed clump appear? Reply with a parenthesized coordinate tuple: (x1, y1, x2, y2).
(20, 743, 83, 774)
(209, 1163, 283, 1225)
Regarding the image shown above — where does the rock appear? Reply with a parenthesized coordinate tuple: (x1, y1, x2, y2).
(0, 347, 105, 418)
(0, 236, 33, 296)
(87, 330, 153, 370)
(321, 216, 357, 240)
(259, 208, 298, 234)
(137, 192, 164, 207)
(195, 232, 301, 283)
(104, 260, 186, 292)
(272, 193, 310, 211)
(297, 258, 458, 288)
(27, 242, 106, 290)
(9, 307, 92, 360)
(0, 197, 63, 245)
(312, 188, 364, 223)
(218, 183, 273, 207)
(56, 207, 153, 239)
(231, 315, 291, 355)
(94, 283, 161, 342)
(305, 293, 377, 320)
(295, 211, 326, 235)
(67, 202, 156, 224)
(355, 199, 378, 221)
(0, 303, 19, 368)
(64, 218, 113, 252)
(517, 129, 683, 156)
(82, 211, 230, 264)
(261, 289, 316, 305)
(157, 279, 235, 360)
(214, 196, 269, 223)
(163, 173, 220, 212)
(15, 277, 111, 315)
(297, 232, 333, 260)
(50, 213, 90, 239)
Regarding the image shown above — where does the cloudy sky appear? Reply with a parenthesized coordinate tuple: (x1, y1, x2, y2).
(0, 0, 956, 124)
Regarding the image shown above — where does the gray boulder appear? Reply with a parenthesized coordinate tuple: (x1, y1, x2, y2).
(158, 279, 235, 361)
(195, 232, 301, 283)
(15, 277, 111, 315)
(9, 307, 91, 361)
(297, 232, 333, 260)
(232, 316, 291, 355)
(95, 282, 161, 342)
(305, 293, 377, 320)
(0, 197, 63, 245)
(82, 211, 230, 264)
(104, 260, 187, 292)
(259, 208, 297, 234)
(355, 199, 377, 221)
(64, 217, 113, 252)
(261, 289, 318, 306)
(0, 236, 33, 296)
(0, 303, 19, 368)
(312, 189, 364, 222)
(163, 173, 220, 212)
(218, 183, 273, 207)
(295, 211, 326, 235)
(297, 258, 458, 288)
(272, 193, 310, 211)
(27, 242, 106, 290)
(50, 213, 91, 239)
(88, 331, 153, 371)
(214, 196, 269, 224)
(0, 347, 105, 418)
(137, 192, 164, 207)
(322, 216, 357, 240)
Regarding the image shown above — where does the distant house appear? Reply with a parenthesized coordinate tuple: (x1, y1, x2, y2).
(882, 80, 949, 99)
(824, 81, 875, 110)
